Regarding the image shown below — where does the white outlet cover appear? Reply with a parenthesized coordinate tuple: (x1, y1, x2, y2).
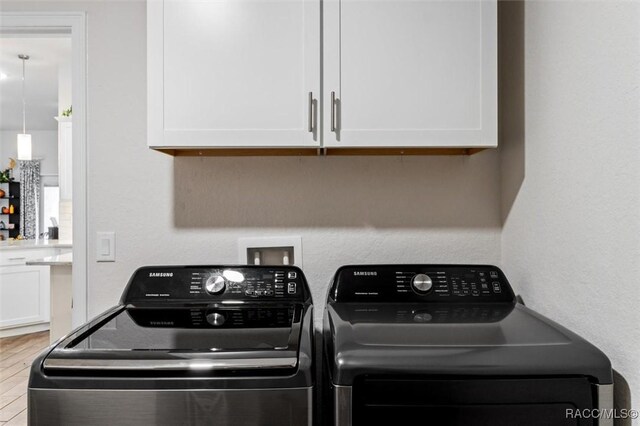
(238, 236, 302, 267)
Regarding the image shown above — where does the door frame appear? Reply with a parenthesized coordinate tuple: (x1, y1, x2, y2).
(0, 12, 89, 327)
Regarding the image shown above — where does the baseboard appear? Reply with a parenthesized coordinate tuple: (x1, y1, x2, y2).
(0, 322, 50, 338)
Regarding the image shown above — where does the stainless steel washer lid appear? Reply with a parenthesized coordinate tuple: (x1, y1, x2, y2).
(44, 303, 304, 373)
(31, 265, 315, 392)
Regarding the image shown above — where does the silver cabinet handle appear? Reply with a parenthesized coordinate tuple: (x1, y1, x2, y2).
(9, 257, 26, 261)
(308, 92, 315, 133)
(331, 91, 338, 132)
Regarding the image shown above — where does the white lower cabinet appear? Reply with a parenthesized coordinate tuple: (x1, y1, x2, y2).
(0, 264, 51, 329)
(0, 248, 68, 267)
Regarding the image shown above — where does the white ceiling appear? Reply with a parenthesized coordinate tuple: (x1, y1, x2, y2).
(0, 37, 71, 131)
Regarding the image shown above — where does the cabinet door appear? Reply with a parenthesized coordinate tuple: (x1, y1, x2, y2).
(323, 0, 496, 148)
(148, 0, 320, 148)
(0, 265, 50, 329)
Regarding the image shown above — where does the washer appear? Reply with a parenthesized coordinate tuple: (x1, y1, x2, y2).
(323, 265, 613, 426)
(29, 265, 314, 426)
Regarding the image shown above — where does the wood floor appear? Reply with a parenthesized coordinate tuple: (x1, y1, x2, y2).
(0, 332, 49, 426)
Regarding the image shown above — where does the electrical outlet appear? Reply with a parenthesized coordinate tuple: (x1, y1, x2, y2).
(238, 236, 302, 267)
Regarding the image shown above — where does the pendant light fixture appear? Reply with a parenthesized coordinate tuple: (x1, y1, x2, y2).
(17, 54, 32, 161)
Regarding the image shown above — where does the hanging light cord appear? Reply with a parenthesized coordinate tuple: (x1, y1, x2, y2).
(22, 56, 26, 134)
(19, 54, 28, 135)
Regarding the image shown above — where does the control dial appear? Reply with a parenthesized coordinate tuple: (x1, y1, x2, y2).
(206, 312, 226, 326)
(204, 274, 226, 295)
(412, 273, 433, 294)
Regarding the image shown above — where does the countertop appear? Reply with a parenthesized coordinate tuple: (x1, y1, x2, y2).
(26, 252, 73, 266)
(0, 239, 72, 251)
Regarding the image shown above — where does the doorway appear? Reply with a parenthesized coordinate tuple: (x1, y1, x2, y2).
(0, 12, 88, 331)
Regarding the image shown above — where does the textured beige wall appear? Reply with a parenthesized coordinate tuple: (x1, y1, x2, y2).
(501, 0, 640, 412)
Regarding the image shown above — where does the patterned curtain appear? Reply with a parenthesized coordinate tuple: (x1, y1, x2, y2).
(19, 160, 40, 239)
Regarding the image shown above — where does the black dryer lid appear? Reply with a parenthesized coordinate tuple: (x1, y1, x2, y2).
(323, 264, 612, 386)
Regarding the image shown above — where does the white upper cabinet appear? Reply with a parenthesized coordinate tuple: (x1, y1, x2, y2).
(148, 0, 496, 153)
(148, 0, 320, 149)
(323, 0, 497, 149)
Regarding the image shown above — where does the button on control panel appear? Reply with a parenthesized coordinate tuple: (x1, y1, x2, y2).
(411, 274, 433, 294)
(204, 274, 226, 295)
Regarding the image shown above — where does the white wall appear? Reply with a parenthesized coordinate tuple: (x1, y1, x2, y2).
(58, 57, 71, 116)
(501, 0, 640, 411)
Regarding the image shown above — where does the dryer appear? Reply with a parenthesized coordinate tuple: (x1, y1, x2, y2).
(323, 264, 613, 426)
(29, 265, 314, 426)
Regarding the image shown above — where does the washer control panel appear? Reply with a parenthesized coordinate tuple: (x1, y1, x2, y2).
(330, 265, 515, 303)
(123, 266, 308, 304)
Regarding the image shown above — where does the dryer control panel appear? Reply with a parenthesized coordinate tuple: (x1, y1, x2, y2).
(122, 265, 309, 304)
(329, 265, 515, 303)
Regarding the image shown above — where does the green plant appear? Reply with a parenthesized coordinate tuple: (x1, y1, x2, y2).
(62, 105, 72, 117)
(0, 159, 15, 183)
(0, 168, 13, 183)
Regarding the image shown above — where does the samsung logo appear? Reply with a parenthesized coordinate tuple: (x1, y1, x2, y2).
(354, 271, 377, 276)
(149, 272, 173, 278)
(149, 321, 174, 326)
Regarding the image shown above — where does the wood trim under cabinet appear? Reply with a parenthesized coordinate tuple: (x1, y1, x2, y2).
(324, 147, 487, 156)
(155, 148, 320, 157)
(153, 147, 487, 157)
